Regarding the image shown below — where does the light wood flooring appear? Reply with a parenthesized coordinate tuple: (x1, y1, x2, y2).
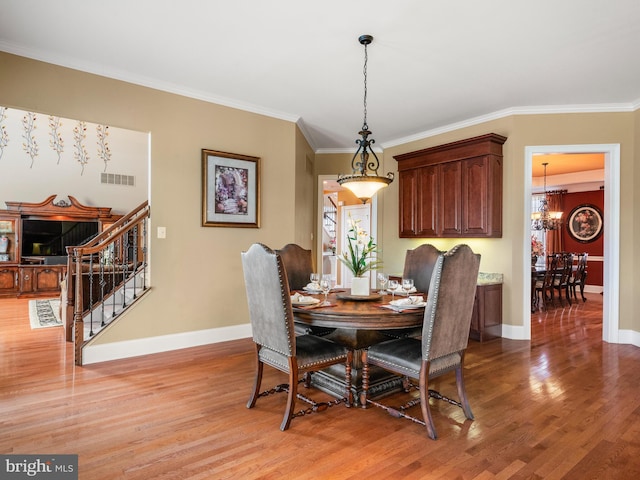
(2, 293, 640, 479)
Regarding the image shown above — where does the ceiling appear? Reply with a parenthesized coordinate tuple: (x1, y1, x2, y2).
(532, 153, 604, 178)
(2, 1, 640, 155)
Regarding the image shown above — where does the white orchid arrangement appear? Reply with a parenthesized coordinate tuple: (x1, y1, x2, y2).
(338, 214, 382, 277)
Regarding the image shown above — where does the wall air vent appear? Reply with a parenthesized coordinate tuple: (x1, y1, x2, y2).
(100, 173, 135, 186)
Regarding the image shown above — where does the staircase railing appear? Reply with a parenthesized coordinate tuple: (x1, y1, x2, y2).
(64, 201, 150, 365)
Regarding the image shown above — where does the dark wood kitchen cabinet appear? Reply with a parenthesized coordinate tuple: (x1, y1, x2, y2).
(395, 133, 506, 238)
(470, 283, 503, 342)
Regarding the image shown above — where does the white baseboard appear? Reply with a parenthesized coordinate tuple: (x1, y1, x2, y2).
(616, 329, 640, 348)
(499, 324, 529, 341)
(82, 323, 252, 365)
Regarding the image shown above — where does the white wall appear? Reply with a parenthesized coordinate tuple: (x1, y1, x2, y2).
(0, 106, 148, 214)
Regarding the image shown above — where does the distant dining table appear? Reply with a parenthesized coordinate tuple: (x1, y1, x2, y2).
(292, 290, 424, 406)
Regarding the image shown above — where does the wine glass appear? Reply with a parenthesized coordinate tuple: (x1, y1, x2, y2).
(310, 272, 320, 289)
(377, 272, 388, 294)
(319, 274, 332, 306)
(388, 279, 399, 300)
(402, 278, 414, 296)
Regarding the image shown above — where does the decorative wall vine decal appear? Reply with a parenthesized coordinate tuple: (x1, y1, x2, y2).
(48, 116, 64, 164)
(73, 120, 89, 175)
(0, 107, 8, 161)
(96, 124, 111, 171)
(22, 112, 39, 168)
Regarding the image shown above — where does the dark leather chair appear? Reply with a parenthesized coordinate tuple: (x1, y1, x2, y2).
(382, 244, 443, 339)
(275, 243, 314, 291)
(276, 243, 334, 336)
(361, 244, 480, 439)
(241, 243, 352, 431)
(403, 243, 443, 295)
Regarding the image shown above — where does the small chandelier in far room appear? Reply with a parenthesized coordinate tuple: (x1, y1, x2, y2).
(337, 34, 394, 204)
(531, 162, 563, 231)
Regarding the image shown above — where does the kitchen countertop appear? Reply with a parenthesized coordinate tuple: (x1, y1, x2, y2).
(477, 272, 503, 286)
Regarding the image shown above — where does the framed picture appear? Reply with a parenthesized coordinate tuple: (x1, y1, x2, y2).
(567, 204, 603, 243)
(202, 149, 260, 228)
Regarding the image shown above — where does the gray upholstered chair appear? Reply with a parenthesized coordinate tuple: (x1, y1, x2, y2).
(275, 243, 314, 291)
(241, 243, 352, 431)
(382, 243, 443, 339)
(361, 244, 481, 439)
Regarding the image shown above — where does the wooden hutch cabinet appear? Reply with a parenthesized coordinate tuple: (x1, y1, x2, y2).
(395, 133, 507, 238)
(0, 195, 120, 298)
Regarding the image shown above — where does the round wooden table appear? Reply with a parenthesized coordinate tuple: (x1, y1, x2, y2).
(293, 290, 424, 405)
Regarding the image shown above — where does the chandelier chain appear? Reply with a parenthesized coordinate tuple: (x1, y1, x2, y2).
(362, 41, 368, 130)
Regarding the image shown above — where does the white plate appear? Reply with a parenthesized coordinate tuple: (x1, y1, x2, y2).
(389, 300, 426, 309)
(292, 298, 320, 306)
(303, 287, 323, 294)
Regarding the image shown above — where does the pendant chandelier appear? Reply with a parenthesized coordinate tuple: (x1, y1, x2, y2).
(337, 34, 394, 204)
(531, 162, 563, 231)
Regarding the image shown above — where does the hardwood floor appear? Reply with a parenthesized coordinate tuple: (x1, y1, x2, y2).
(2, 293, 639, 479)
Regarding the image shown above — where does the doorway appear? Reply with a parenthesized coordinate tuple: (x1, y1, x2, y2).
(524, 144, 620, 343)
(316, 175, 378, 289)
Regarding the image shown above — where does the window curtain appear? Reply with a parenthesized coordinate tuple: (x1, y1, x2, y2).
(545, 190, 565, 254)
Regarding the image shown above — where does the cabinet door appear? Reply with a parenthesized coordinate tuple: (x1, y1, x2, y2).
(34, 267, 63, 293)
(439, 161, 462, 236)
(416, 165, 439, 236)
(398, 170, 417, 237)
(20, 267, 34, 293)
(462, 156, 490, 236)
(0, 267, 18, 295)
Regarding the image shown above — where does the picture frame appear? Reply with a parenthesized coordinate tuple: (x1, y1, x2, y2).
(201, 149, 260, 228)
(567, 204, 603, 243)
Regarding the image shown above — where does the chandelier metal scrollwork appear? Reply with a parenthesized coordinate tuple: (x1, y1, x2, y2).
(337, 34, 394, 204)
(531, 162, 563, 231)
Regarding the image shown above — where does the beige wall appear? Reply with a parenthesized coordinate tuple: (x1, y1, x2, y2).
(0, 52, 309, 344)
(2, 51, 638, 352)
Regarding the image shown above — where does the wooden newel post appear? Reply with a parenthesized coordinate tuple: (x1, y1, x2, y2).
(73, 247, 85, 366)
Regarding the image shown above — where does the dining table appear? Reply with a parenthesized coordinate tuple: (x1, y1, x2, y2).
(292, 289, 425, 407)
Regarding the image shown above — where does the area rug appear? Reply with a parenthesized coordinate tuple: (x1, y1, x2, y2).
(29, 298, 62, 329)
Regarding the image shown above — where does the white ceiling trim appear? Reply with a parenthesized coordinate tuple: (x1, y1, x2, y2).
(0, 40, 301, 125)
(2, 39, 639, 156)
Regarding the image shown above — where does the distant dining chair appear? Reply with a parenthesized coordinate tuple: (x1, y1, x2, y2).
(534, 254, 559, 311)
(551, 252, 574, 307)
(241, 243, 352, 431)
(568, 252, 588, 302)
(361, 244, 481, 440)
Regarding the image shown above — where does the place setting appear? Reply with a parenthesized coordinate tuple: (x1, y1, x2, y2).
(378, 278, 427, 312)
(292, 274, 337, 309)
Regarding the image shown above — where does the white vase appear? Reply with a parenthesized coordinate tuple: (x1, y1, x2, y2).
(350, 276, 370, 296)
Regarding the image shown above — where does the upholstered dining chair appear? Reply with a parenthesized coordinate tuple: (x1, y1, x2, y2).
(403, 243, 444, 294)
(381, 243, 443, 340)
(361, 244, 481, 440)
(241, 243, 352, 431)
(275, 243, 314, 291)
(276, 243, 334, 337)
